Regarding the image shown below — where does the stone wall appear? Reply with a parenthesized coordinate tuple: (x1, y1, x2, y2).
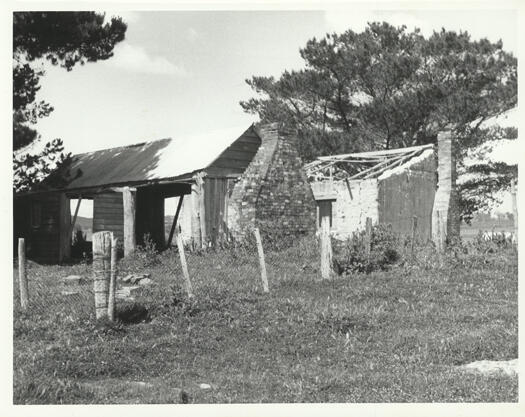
(227, 123, 317, 239)
(310, 179, 379, 239)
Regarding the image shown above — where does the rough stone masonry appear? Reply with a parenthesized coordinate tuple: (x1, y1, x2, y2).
(227, 123, 317, 239)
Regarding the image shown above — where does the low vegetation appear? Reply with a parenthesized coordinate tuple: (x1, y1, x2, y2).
(13, 233, 518, 404)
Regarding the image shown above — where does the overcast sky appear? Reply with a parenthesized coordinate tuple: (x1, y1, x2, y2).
(24, 7, 518, 216)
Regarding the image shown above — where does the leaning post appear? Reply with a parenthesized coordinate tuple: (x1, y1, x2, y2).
(18, 238, 29, 310)
(93, 231, 112, 319)
(253, 227, 269, 293)
(176, 232, 194, 298)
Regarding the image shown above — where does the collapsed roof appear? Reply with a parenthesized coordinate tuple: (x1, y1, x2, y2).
(304, 143, 435, 182)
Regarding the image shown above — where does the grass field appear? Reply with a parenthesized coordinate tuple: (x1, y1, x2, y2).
(13, 236, 518, 404)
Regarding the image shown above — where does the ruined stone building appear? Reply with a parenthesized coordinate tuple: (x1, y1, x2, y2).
(305, 131, 459, 243)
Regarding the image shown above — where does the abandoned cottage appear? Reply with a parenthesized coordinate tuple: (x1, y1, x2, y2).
(13, 123, 317, 264)
(305, 131, 460, 242)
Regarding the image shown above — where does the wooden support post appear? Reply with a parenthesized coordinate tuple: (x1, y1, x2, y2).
(59, 193, 72, 262)
(93, 231, 112, 319)
(320, 215, 333, 280)
(365, 217, 373, 259)
(411, 216, 418, 258)
(69, 196, 82, 239)
(108, 236, 118, 321)
(167, 195, 184, 248)
(198, 177, 206, 248)
(253, 228, 269, 293)
(176, 232, 193, 298)
(511, 179, 518, 244)
(123, 187, 137, 256)
(18, 238, 29, 310)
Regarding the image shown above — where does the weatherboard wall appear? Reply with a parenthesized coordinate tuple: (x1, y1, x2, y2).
(378, 152, 437, 239)
(93, 192, 124, 245)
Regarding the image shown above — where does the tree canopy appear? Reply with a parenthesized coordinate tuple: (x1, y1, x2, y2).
(241, 22, 517, 220)
(13, 12, 127, 191)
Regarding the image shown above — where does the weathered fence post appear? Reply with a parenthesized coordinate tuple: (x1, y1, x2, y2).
(93, 231, 112, 319)
(108, 236, 118, 321)
(511, 179, 518, 244)
(176, 232, 194, 298)
(18, 238, 29, 310)
(365, 217, 373, 260)
(320, 216, 333, 280)
(411, 216, 418, 258)
(253, 227, 269, 293)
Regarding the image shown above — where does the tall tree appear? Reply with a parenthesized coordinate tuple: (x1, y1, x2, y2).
(241, 22, 517, 221)
(13, 12, 127, 191)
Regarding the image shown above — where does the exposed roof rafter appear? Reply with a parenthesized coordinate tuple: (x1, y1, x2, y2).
(305, 144, 434, 181)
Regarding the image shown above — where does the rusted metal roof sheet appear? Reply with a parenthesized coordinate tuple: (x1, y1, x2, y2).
(33, 125, 255, 193)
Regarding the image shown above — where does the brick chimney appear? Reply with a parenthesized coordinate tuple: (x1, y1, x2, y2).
(431, 130, 460, 250)
(227, 123, 316, 239)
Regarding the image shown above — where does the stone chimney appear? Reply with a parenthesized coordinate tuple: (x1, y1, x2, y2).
(227, 123, 316, 239)
(431, 130, 460, 250)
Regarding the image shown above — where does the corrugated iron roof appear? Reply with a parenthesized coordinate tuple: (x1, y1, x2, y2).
(33, 125, 255, 193)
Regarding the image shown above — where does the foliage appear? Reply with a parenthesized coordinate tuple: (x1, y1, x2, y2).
(119, 234, 161, 273)
(13, 138, 71, 192)
(242, 22, 517, 218)
(13, 12, 127, 191)
(333, 224, 402, 274)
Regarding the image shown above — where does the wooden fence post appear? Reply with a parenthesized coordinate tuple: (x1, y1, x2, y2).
(411, 216, 418, 258)
(511, 179, 518, 244)
(253, 227, 269, 293)
(18, 238, 29, 310)
(108, 236, 118, 321)
(365, 217, 373, 260)
(93, 231, 112, 319)
(176, 232, 194, 298)
(320, 216, 333, 280)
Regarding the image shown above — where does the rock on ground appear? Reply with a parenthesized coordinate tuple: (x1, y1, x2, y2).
(63, 275, 84, 285)
(462, 359, 518, 376)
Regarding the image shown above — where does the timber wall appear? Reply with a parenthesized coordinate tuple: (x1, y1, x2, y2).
(93, 192, 124, 244)
(14, 193, 70, 264)
(378, 152, 437, 239)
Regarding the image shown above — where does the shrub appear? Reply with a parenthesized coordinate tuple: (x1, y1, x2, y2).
(119, 233, 161, 273)
(333, 224, 402, 274)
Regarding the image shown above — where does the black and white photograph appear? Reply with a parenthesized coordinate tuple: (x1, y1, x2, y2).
(5, 0, 522, 412)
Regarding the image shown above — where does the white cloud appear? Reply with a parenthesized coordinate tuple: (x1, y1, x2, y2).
(106, 43, 187, 76)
